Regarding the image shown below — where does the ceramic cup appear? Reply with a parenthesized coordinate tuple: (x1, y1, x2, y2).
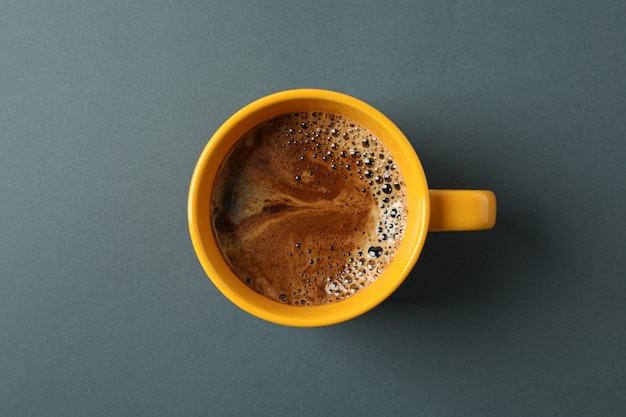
(188, 89, 496, 327)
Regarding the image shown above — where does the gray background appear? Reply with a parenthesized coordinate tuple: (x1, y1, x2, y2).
(1, 0, 625, 416)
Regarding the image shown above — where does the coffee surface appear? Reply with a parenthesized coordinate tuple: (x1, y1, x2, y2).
(211, 112, 407, 305)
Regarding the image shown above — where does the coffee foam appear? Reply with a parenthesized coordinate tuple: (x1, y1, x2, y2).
(211, 112, 407, 306)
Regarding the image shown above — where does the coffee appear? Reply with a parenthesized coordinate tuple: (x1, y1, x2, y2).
(211, 111, 407, 306)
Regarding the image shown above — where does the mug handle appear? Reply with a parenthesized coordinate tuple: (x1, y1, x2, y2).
(428, 190, 497, 231)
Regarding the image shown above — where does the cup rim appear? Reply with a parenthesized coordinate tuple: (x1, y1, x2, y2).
(188, 89, 429, 326)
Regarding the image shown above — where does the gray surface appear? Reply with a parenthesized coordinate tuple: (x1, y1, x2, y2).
(1, 0, 625, 416)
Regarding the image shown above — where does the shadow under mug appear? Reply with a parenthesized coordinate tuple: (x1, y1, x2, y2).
(188, 89, 496, 327)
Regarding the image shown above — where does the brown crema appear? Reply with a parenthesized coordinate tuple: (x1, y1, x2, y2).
(211, 112, 407, 305)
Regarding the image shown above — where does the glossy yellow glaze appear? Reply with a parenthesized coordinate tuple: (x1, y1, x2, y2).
(188, 89, 495, 327)
(429, 190, 497, 231)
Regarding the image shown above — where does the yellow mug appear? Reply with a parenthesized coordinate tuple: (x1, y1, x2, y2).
(188, 89, 496, 327)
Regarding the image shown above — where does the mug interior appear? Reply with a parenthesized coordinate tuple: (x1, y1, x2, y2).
(188, 89, 429, 326)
